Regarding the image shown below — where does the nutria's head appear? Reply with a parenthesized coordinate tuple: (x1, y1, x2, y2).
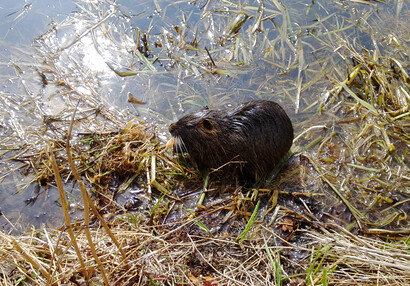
(168, 107, 232, 170)
(168, 100, 293, 181)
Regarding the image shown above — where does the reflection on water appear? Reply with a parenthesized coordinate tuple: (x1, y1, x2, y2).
(0, 1, 75, 44)
(0, 0, 408, 233)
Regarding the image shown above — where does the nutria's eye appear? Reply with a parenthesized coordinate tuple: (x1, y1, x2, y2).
(200, 119, 214, 130)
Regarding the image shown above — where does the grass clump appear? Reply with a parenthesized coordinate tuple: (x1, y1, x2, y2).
(0, 0, 409, 285)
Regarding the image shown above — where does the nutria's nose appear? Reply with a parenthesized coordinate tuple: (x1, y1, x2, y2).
(168, 123, 175, 133)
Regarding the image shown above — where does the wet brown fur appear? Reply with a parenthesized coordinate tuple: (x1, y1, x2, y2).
(168, 100, 293, 181)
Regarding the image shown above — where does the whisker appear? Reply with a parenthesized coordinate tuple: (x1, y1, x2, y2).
(172, 136, 187, 154)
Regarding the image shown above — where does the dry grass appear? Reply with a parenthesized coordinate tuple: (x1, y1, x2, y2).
(1, 216, 409, 285)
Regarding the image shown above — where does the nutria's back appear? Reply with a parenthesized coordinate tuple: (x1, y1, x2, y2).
(168, 100, 293, 181)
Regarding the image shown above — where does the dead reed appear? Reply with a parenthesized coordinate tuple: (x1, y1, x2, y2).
(1, 0, 409, 285)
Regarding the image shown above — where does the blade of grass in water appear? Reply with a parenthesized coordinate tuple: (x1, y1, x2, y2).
(237, 200, 260, 243)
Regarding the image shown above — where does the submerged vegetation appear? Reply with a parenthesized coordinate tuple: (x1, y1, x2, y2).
(0, 0, 409, 285)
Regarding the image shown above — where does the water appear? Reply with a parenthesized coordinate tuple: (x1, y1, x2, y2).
(0, 0, 77, 232)
(0, 0, 408, 233)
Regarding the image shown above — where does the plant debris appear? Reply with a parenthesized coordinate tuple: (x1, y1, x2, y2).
(0, 0, 409, 285)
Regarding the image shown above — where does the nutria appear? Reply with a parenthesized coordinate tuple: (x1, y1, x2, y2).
(168, 100, 293, 181)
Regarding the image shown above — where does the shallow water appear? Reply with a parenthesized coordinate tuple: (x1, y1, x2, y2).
(0, 0, 408, 233)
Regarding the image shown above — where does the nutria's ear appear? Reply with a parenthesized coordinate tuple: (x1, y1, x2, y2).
(200, 118, 214, 131)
